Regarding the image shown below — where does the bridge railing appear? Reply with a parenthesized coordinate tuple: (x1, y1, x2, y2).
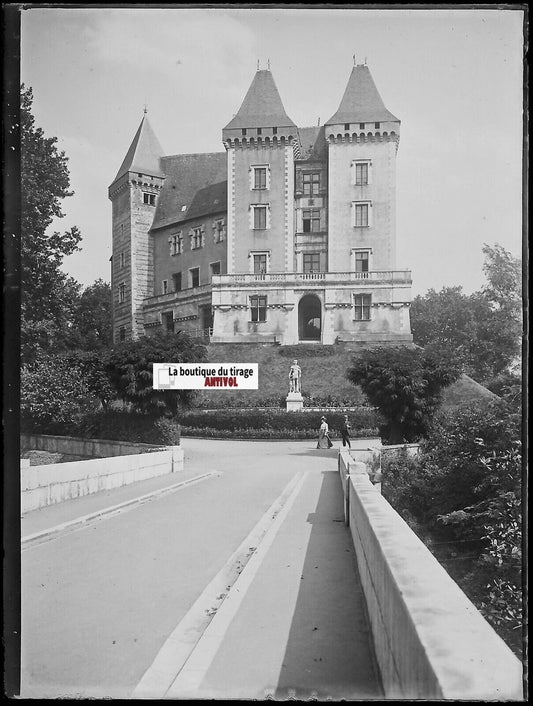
(338, 450, 523, 700)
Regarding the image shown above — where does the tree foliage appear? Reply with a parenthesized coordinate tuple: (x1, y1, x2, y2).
(20, 356, 101, 433)
(410, 244, 522, 384)
(67, 279, 113, 351)
(106, 333, 208, 416)
(20, 84, 83, 363)
(381, 401, 523, 655)
(346, 345, 462, 443)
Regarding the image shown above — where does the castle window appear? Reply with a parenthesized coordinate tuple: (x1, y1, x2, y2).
(272, 127, 278, 135)
(352, 201, 372, 227)
(250, 295, 267, 322)
(120, 252, 125, 268)
(352, 159, 372, 185)
(162, 280, 168, 295)
(143, 192, 156, 206)
(354, 250, 370, 276)
(210, 261, 221, 277)
(303, 253, 321, 273)
(173, 272, 182, 292)
(354, 294, 372, 321)
(162, 311, 174, 333)
(303, 172, 320, 196)
(169, 232, 183, 255)
(251, 204, 269, 230)
(257, 127, 262, 135)
(253, 253, 267, 275)
(213, 219, 226, 243)
(190, 226, 205, 250)
(359, 123, 365, 130)
(119, 327, 126, 342)
(242, 128, 247, 136)
(302, 209, 321, 233)
(253, 166, 268, 190)
(118, 282, 126, 304)
(190, 267, 200, 288)
(374, 122, 380, 129)
(344, 123, 350, 130)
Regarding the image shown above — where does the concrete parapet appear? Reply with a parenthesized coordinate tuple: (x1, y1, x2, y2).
(20, 433, 175, 460)
(21, 446, 184, 514)
(344, 471, 523, 700)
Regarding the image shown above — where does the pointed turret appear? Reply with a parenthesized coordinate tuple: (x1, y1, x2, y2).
(112, 113, 165, 184)
(223, 69, 296, 145)
(326, 64, 399, 130)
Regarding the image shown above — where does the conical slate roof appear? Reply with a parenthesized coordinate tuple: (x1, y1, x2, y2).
(326, 65, 399, 125)
(113, 114, 165, 182)
(224, 70, 296, 130)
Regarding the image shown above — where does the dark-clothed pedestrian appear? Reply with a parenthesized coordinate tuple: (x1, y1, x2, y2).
(340, 415, 351, 448)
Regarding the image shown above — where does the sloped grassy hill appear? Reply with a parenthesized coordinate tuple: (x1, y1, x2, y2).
(195, 343, 497, 409)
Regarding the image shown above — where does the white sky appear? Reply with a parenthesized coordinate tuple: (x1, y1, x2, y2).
(20, 6, 524, 296)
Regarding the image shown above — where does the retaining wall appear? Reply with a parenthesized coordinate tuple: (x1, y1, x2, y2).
(21, 446, 183, 514)
(338, 450, 523, 700)
(20, 433, 174, 460)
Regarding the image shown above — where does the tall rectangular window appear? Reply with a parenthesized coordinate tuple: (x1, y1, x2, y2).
(303, 173, 320, 196)
(354, 203, 369, 227)
(119, 327, 126, 342)
(120, 252, 125, 268)
(253, 253, 267, 274)
(303, 209, 321, 233)
(253, 167, 267, 190)
(355, 162, 368, 185)
(169, 232, 183, 256)
(354, 294, 372, 321)
(253, 205, 267, 230)
(162, 312, 174, 333)
(190, 227, 204, 250)
(213, 219, 225, 243)
(173, 272, 182, 292)
(355, 251, 369, 274)
(118, 283, 126, 304)
(250, 295, 267, 322)
(303, 253, 321, 273)
(162, 280, 168, 295)
(210, 261, 221, 276)
(190, 267, 200, 288)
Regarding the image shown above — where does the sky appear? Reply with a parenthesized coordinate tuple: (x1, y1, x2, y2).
(20, 6, 524, 296)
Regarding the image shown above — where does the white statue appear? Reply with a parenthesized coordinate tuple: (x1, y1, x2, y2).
(289, 359, 302, 393)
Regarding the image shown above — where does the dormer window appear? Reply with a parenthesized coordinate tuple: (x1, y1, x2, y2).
(374, 122, 380, 129)
(272, 127, 278, 135)
(257, 127, 262, 135)
(242, 128, 247, 136)
(359, 123, 365, 130)
(344, 123, 350, 130)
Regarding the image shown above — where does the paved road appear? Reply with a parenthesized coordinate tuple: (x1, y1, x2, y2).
(21, 438, 382, 700)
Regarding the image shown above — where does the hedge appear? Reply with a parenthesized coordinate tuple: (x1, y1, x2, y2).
(176, 408, 381, 435)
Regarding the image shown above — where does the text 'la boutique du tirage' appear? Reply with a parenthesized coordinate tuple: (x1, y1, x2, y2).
(152, 363, 259, 390)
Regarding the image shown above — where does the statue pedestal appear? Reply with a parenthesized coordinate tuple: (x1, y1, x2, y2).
(286, 392, 303, 412)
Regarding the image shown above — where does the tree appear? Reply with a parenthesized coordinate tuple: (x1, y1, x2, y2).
(20, 84, 82, 362)
(410, 244, 522, 383)
(346, 345, 462, 443)
(20, 356, 101, 434)
(106, 333, 208, 416)
(67, 280, 113, 351)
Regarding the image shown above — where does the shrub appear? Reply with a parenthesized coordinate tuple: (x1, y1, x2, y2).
(175, 408, 380, 436)
(68, 410, 180, 445)
(21, 356, 101, 433)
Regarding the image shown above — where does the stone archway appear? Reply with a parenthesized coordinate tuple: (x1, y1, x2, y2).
(298, 294, 322, 341)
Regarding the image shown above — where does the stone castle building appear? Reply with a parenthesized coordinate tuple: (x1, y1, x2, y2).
(108, 63, 413, 346)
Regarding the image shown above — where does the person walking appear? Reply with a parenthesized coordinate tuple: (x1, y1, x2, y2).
(317, 416, 333, 449)
(340, 415, 351, 449)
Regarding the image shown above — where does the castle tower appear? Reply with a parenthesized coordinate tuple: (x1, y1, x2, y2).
(325, 64, 400, 274)
(222, 68, 298, 278)
(108, 113, 165, 341)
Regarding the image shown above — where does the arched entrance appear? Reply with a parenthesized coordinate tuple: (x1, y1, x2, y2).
(298, 294, 321, 341)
